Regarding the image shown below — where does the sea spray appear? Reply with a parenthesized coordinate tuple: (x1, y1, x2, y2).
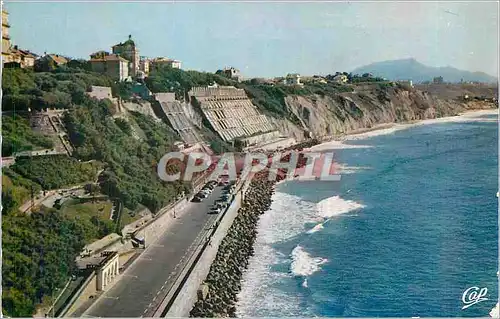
(290, 245, 328, 277)
(307, 222, 324, 234)
(236, 193, 366, 316)
(316, 195, 365, 218)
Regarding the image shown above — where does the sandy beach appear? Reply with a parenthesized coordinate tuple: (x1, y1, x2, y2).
(311, 108, 498, 151)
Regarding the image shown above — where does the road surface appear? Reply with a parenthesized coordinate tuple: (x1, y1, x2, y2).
(83, 186, 224, 317)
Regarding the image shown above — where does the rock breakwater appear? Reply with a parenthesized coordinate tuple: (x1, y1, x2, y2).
(190, 140, 318, 317)
(189, 174, 277, 317)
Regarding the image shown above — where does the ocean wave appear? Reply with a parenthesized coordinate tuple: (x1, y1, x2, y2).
(334, 163, 371, 174)
(302, 278, 309, 288)
(342, 110, 498, 141)
(236, 192, 317, 316)
(290, 245, 328, 277)
(311, 140, 373, 151)
(316, 195, 366, 218)
(344, 126, 405, 140)
(306, 222, 324, 234)
(256, 192, 319, 243)
(237, 192, 364, 316)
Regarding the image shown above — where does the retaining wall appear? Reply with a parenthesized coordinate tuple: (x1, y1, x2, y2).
(154, 185, 247, 317)
(58, 273, 96, 317)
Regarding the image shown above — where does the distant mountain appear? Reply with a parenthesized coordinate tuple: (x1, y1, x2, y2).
(351, 58, 497, 83)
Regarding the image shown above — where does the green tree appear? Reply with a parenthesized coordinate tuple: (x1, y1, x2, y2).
(2, 115, 54, 156)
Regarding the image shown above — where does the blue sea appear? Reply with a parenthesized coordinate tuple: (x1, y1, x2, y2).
(236, 113, 498, 317)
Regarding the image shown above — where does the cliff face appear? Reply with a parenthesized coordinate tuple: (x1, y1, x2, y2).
(268, 116, 305, 141)
(280, 85, 497, 140)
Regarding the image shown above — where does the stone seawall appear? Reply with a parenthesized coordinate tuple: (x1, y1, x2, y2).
(160, 191, 244, 317)
(188, 140, 318, 317)
(190, 176, 276, 317)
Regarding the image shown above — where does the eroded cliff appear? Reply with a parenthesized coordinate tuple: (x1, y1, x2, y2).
(278, 84, 497, 140)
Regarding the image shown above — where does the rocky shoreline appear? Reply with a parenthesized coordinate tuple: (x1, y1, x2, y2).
(190, 140, 319, 317)
(190, 174, 276, 317)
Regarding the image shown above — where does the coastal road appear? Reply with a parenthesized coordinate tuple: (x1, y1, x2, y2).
(83, 186, 224, 317)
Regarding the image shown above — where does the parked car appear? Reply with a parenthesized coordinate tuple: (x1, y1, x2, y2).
(208, 207, 221, 214)
(208, 180, 218, 187)
(223, 184, 235, 193)
(203, 183, 215, 191)
(191, 196, 202, 202)
(214, 201, 227, 210)
(195, 191, 208, 199)
(219, 180, 230, 186)
(200, 189, 211, 196)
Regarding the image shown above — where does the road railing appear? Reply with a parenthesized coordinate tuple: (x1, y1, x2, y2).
(152, 179, 246, 317)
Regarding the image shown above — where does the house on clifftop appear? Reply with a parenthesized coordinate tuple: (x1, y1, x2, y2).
(285, 73, 303, 86)
(89, 52, 129, 81)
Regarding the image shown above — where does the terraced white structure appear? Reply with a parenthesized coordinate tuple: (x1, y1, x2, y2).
(156, 93, 203, 145)
(189, 86, 276, 142)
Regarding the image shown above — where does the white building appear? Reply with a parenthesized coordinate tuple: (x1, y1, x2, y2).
(89, 53, 130, 82)
(285, 73, 302, 86)
(222, 67, 242, 82)
(332, 74, 348, 84)
(139, 58, 150, 74)
(150, 57, 182, 71)
(398, 80, 413, 87)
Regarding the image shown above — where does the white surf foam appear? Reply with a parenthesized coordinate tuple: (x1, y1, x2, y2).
(334, 163, 371, 174)
(312, 110, 497, 149)
(290, 245, 328, 277)
(236, 191, 315, 317)
(343, 125, 405, 141)
(490, 302, 499, 318)
(410, 111, 498, 126)
(302, 278, 309, 288)
(310, 139, 373, 151)
(258, 192, 319, 243)
(236, 192, 364, 316)
(316, 195, 366, 218)
(306, 222, 324, 234)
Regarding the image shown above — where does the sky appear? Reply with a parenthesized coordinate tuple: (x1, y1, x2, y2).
(4, 1, 499, 78)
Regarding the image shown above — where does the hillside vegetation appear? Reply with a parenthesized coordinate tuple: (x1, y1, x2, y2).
(2, 208, 88, 317)
(1, 67, 190, 317)
(145, 66, 236, 99)
(2, 65, 497, 317)
(2, 115, 54, 156)
(11, 155, 101, 190)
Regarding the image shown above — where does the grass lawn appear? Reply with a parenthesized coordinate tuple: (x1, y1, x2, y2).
(119, 204, 147, 227)
(60, 199, 113, 221)
(60, 198, 116, 243)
